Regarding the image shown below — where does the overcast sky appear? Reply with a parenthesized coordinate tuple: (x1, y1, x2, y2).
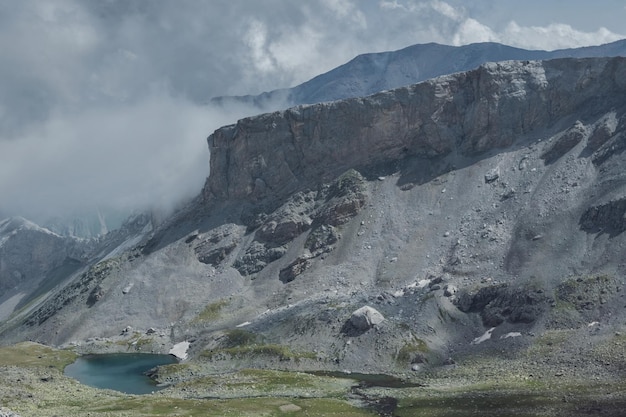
(1, 0, 624, 224)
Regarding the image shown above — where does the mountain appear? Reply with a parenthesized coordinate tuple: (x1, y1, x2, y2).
(212, 39, 626, 109)
(0, 212, 156, 328)
(0, 217, 87, 322)
(20, 40, 626, 241)
(2, 55, 626, 399)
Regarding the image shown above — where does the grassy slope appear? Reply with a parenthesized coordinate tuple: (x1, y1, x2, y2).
(2, 340, 626, 416)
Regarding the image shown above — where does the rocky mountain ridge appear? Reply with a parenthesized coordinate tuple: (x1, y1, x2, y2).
(212, 39, 626, 109)
(1, 57, 626, 382)
(205, 57, 625, 205)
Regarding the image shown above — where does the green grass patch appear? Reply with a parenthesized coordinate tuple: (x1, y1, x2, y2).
(0, 342, 76, 371)
(523, 329, 574, 359)
(222, 329, 257, 347)
(193, 299, 228, 323)
(396, 338, 429, 364)
(201, 343, 316, 362)
(394, 380, 626, 417)
(556, 274, 615, 309)
(92, 396, 374, 416)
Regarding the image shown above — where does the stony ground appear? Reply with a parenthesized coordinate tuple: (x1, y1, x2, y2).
(1, 337, 626, 417)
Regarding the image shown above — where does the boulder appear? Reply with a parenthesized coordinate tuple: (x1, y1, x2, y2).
(541, 120, 586, 164)
(349, 306, 384, 331)
(443, 284, 458, 297)
(279, 256, 311, 283)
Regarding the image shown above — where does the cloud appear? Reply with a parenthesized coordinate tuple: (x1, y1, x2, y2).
(501, 22, 624, 50)
(0, 0, 624, 226)
(0, 95, 240, 221)
(427, 1, 625, 50)
(452, 18, 498, 45)
(430, 0, 462, 20)
(320, 0, 367, 29)
(244, 19, 277, 74)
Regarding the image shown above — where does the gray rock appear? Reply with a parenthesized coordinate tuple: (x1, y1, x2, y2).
(233, 241, 287, 276)
(580, 198, 626, 236)
(349, 306, 384, 331)
(541, 120, 586, 164)
(279, 256, 312, 283)
(443, 284, 458, 297)
(484, 168, 500, 183)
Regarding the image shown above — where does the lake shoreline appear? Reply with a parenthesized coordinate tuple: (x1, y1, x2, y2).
(2, 341, 626, 416)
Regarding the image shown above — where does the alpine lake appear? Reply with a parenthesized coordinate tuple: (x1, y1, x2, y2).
(64, 353, 177, 395)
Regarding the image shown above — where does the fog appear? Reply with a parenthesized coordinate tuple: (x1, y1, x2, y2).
(0, 0, 623, 228)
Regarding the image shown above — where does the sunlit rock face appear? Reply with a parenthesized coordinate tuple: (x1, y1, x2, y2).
(204, 57, 626, 205)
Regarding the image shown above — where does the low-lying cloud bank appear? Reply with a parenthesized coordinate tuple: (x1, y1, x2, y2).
(0, 95, 274, 225)
(0, 0, 623, 229)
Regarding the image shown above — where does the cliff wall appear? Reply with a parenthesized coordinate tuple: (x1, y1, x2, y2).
(204, 57, 626, 204)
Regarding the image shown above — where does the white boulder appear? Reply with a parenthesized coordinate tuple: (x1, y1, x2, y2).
(350, 306, 384, 331)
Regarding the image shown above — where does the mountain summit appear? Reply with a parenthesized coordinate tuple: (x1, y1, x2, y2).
(213, 39, 626, 109)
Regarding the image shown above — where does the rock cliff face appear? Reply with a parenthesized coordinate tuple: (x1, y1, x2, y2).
(3, 57, 626, 379)
(204, 58, 626, 206)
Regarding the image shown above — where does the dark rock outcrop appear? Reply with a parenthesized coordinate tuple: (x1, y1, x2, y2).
(194, 225, 241, 267)
(279, 256, 311, 283)
(541, 121, 586, 164)
(579, 198, 626, 236)
(455, 284, 548, 327)
(232, 170, 367, 276)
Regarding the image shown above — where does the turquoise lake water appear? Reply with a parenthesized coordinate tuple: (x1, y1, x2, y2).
(64, 353, 177, 395)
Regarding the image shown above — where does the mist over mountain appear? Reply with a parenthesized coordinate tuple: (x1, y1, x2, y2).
(5, 40, 626, 239)
(213, 39, 626, 109)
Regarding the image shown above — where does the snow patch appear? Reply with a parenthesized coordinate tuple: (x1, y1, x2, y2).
(501, 332, 522, 339)
(471, 327, 495, 345)
(417, 279, 431, 289)
(169, 341, 190, 360)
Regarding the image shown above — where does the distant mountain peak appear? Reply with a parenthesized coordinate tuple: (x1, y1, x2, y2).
(0, 216, 59, 238)
(212, 39, 626, 111)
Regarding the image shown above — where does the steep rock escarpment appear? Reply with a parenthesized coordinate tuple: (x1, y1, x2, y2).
(204, 57, 626, 205)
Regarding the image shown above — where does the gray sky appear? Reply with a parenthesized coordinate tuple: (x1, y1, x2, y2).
(1, 0, 624, 222)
